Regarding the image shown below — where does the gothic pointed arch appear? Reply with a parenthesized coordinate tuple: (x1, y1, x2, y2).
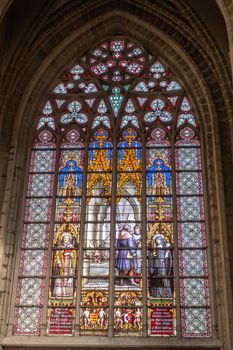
(12, 37, 212, 339)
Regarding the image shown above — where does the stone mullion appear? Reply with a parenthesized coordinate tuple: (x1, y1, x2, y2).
(141, 135, 148, 337)
(108, 124, 117, 337)
(171, 132, 182, 338)
(199, 127, 217, 338)
(75, 137, 88, 336)
(41, 137, 61, 335)
(6, 141, 34, 336)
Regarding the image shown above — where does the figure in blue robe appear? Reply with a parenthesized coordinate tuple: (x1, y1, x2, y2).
(115, 225, 138, 286)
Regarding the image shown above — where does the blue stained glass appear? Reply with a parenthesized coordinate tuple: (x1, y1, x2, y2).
(166, 81, 182, 91)
(118, 139, 139, 147)
(58, 160, 82, 204)
(180, 97, 191, 112)
(16, 38, 211, 339)
(134, 81, 149, 92)
(59, 160, 82, 186)
(118, 147, 141, 163)
(89, 130, 112, 166)
(37, 117, 55, 130)
(118, 129, 141, 161)
(150, 62, 165, 79)
(147, 159, 171, 188)
(92, 115, 110, 129)
(42, 101, 53, 115)
(120, 115, 139, 128)
(53, 83, 67, 94)
(70, 64, 84, 75)
(177, 114, 196, 127)
(89, 146, 112, 163)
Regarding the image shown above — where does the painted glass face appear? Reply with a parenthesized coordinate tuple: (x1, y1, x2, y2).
(13, 38, 211, 338)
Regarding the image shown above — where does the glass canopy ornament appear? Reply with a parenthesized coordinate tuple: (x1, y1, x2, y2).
(13, 38, 211, 338)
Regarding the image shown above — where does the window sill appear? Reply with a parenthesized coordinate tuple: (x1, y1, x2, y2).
(1, 335, 221, 349)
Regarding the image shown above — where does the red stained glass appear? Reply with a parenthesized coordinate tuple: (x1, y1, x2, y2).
(14, 38, 211, 338)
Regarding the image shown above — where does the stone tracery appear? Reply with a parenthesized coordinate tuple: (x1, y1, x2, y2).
(13, 38, 211, 338)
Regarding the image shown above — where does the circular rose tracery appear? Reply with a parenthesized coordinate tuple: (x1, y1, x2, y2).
(89, 39, 145, 82)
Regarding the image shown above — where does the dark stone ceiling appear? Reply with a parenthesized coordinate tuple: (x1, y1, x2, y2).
(1, 0, 229, 69)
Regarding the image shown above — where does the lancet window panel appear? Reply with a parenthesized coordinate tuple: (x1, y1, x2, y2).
(13, 131, 56, 335)
(46, 130, 84, 336)
(13, 38, 212, 338)
(175, 128, 211, 337)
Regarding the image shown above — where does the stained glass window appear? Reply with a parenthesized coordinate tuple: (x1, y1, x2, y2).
(13, 38, 211, 338)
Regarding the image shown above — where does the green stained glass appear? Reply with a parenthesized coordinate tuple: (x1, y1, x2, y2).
(124, 84, 131, 91)
(109, 87, 123, 117)
(14, 37, 211, 339)
(102, 85, 109, 91)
